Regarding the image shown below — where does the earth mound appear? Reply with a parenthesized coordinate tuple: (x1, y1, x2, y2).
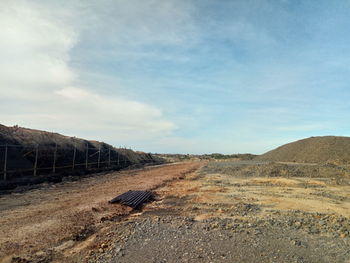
(0, 124, 163, 190)
(0, 124, 162, 167)
(256, 136, 350, 164)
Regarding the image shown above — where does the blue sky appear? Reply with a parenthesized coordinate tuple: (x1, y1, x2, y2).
(1, 0, 350, 154)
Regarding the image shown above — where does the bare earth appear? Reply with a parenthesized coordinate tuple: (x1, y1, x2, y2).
(1, 160, 350, 263)
(0, 162, 200, 262)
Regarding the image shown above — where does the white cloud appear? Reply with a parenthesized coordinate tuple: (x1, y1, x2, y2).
(0, 0, 176, 145)
(2, 0, 340, 154)
(53, 87, 176, 135)
(0, 0, 77, 99)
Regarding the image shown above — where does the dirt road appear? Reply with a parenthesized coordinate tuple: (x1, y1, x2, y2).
(1, 160, 350, 263)
(0, 162, 201, 262)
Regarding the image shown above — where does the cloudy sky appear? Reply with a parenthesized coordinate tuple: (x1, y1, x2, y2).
(1, 0, 350, 154)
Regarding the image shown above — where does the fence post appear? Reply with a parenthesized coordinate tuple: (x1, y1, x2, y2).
(98, 145, 101, 168)
(108, 147, 111, 167)
(3, 144, 8, 180)
(52, 143, 57, 173)
(34, 145, 38, 176)
(72, 143, 76, 170)
(117, 151, 120, 166)
(85, 143, 89, 169)
(124, 151, 127, 165)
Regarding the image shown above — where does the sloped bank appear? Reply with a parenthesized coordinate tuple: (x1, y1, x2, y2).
(0, 124, 164, 191)
(256, 136, 350, 164)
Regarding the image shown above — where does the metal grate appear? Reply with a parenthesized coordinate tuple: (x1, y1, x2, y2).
(109, 190, 153, 208)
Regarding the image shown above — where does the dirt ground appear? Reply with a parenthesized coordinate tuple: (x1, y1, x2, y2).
(1, 160, 350, 263)
(93, 160, 350, 263)
(0, 162, 200, 262)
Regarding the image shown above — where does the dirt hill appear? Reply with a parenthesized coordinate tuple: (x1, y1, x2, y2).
(256, 136, 350, 164)
(0, 124, 163, 189)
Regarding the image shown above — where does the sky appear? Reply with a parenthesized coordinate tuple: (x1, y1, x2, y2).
(1, 0, 350, 154)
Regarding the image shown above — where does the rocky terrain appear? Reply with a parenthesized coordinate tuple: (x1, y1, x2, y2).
(87, 160, 350, 263)
(91, 214, 350, 263)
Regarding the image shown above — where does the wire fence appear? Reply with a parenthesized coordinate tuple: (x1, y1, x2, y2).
(0, 143, 131, 181)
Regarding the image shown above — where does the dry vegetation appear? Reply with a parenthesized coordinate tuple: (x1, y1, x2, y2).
(202, 160, 350, 183)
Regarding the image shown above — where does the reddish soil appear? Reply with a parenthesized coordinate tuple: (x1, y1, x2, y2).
(0, 162, 202, 262)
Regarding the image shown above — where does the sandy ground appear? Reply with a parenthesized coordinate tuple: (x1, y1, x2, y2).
(0, 162, 201, 262)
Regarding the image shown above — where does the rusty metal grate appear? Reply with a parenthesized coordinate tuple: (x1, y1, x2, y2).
(109, 190, 153, 208)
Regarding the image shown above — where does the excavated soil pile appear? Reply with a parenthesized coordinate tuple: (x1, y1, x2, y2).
(0, 124, 163, 189)
(256, 136, 350, 164)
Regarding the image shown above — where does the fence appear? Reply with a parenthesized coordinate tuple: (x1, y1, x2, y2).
(0, 143, 131, 181)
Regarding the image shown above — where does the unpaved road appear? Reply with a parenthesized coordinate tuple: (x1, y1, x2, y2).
(0, 162, 201, 262)
(1, 160, 350, 263)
